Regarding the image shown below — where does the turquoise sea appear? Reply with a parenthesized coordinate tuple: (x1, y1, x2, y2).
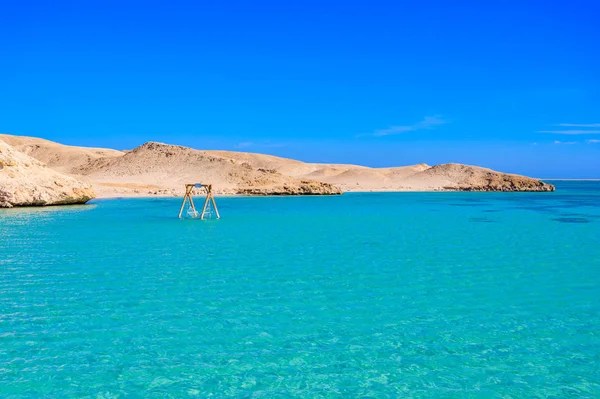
(1, 181, 600, 398)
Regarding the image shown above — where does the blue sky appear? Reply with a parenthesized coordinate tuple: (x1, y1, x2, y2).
(1, 1, 599, 177)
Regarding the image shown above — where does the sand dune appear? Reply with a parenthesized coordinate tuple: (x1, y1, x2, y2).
(0, 134, 554, 197)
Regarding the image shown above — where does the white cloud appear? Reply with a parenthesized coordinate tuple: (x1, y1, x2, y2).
(371, 115, 448, 137)
(539, 130, 600, 135)
(553, 140, 578, 145)
(587, 139, 600, 144)
(539, 122, 600, 135)
(557, 123, 600, 128)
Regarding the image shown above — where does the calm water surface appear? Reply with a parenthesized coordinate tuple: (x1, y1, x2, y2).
(1, 182, 600, 398)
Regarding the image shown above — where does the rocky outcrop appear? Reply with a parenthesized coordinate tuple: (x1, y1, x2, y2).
(0, 141, 96, 208)
(402, 163, 555, 192)
(235, 180, 343, 195)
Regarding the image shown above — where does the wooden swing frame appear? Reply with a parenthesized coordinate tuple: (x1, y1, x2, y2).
(178, 183, 220, 219)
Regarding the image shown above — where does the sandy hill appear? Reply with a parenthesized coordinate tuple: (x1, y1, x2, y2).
(0, 134, 554, 196)
(0, 140, 95, 208)
(72, 141, 341, 196)
(288, 163, 432, 191)
(206, 150, 431, 190)
(0, 134, 123, 174)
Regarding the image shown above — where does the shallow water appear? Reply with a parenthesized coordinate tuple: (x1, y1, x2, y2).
(1, 182, 600, 398)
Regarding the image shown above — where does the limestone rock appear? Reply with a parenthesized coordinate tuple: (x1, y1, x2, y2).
(0, 140, 96, 208)
(402, 163, 555, 192)
(235, 180, 343, 195)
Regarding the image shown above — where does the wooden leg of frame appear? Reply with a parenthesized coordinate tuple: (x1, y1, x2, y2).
(200, 192, 211, 219)
(188, 193, 198, 217)
(211, 195, 220, 219)
(178, 189, 190, 218)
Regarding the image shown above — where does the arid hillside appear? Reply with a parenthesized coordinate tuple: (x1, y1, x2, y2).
(0, 134, 555, 196)
(73, 141, 342, 196)
(0, 134, 123, 173)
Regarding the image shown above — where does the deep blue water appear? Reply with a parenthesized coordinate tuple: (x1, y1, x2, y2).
(1, 181, 600, 398)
